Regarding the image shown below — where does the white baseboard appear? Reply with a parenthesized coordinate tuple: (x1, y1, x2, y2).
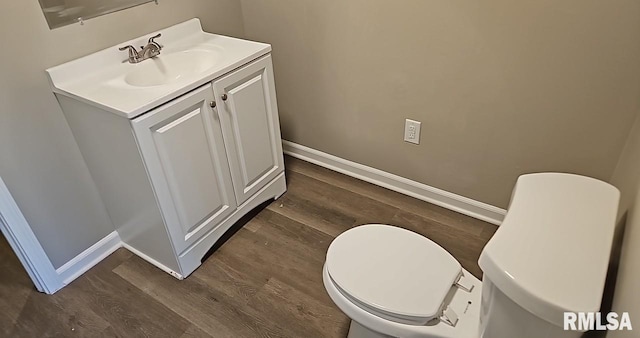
(54, 233, 185, 288)
(0, 176, 63, 294)
(122, 243, 184, 280)
(56, 231, 122, 286)
(282, 140, 506, 225)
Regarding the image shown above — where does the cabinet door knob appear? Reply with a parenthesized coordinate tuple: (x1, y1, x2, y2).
(221, 94, 228, 101)
(209, 101, 216, 108)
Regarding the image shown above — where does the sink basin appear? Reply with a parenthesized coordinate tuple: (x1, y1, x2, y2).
(125, 49, 221, 87)
(46, 18, 271, 117)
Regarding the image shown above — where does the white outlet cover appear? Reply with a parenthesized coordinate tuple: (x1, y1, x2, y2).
(404, 119, 421, 145)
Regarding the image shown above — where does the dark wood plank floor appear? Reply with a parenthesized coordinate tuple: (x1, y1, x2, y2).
(0, 156, 496, 337)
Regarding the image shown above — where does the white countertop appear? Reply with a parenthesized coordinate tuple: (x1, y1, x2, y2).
(46, 19, 271, 119)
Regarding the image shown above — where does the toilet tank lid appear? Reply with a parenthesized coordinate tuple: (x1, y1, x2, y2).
(479, 173, 620, 329)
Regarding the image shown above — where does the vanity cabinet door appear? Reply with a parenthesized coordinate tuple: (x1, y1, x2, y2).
(213, 56, 285, 205)
(132, 84, 237, 253)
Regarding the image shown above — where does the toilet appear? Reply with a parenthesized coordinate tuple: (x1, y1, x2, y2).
(323, 173, 620, 338)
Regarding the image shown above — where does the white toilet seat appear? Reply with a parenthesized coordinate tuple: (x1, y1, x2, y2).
(329, 274, 434, 325)
(323, 264, 481, 338)
(326, 224, 463, 325)
(323, 224, 481, 338)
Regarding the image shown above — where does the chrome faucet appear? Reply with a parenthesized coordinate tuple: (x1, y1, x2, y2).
(119, 33, 163, 64)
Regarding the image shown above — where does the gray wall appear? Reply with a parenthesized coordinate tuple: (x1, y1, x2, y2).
(0, 0, 244, 268)
(610, 114, 640, 335)
(240, 0, 640, 208)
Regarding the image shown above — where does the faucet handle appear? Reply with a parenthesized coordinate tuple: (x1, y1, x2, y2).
(119, 45, 136, 52)
(148, 33, 162, 44)
(119, 45, 138, 55)
(119, 45, 139, 63)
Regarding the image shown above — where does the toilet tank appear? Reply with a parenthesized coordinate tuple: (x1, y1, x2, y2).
(478, 173, 619, 338)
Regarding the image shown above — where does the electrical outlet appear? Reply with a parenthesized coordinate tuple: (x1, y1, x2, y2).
(404, 119, 421, 145)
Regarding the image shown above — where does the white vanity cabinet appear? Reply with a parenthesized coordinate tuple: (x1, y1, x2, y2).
(48, 20, 286, 279)
(130, 55, 285, 258)
(214, 56, 285, 205)
(132, 84, 238, 253)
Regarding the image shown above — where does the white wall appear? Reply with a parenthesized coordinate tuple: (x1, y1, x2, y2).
(610, 114, 640, 337)
(0, 0, 244, 268)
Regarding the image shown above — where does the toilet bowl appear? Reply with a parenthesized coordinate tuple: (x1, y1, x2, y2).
(323, 173, 620, 338)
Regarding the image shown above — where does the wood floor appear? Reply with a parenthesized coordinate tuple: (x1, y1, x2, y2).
(0, 156, 496, 337)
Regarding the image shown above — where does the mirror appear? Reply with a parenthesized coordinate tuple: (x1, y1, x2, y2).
(38, 0, 155, 29)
